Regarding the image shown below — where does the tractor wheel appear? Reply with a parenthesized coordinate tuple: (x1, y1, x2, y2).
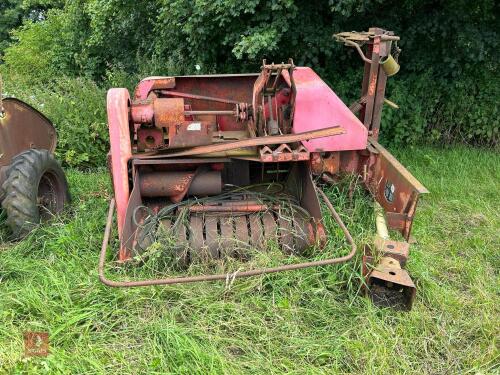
(1, 149, 70, 238)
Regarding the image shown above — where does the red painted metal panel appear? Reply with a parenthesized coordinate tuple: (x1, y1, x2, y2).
(292, 67, 368, 152)
(107, 88, 132, 245)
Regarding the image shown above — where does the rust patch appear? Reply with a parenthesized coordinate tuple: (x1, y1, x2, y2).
(154, 98, 185, 128)
(311, 152, 340, 175)
(151, 77, 176, 91)
(368, 73, 378, 97)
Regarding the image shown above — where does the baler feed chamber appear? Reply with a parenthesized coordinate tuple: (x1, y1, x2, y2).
(119, 159, 325, 264)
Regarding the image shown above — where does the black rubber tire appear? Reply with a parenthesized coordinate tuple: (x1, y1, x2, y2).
(1, 149, 70, 238)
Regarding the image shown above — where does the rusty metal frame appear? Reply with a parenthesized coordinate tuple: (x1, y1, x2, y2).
(143, 126, 344, 159)
(362, 240, 416, 310)
(98, 187, 356, 288)
(366, 138, 429, 240)
(258, 144, 309, 162)
(336, 28, 397, 140)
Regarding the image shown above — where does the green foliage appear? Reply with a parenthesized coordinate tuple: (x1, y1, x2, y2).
(381, 69, 499, 146)
(0, 0, 63, 55)
(0, 0, 498, 168)
(381, 72, 440, 145)
(0, 0, 24, 53)
(2, 3, 89, 83)
(440, 73, 499, 144)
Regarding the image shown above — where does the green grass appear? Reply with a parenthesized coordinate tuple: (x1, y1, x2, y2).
(0, 145, 498, 374)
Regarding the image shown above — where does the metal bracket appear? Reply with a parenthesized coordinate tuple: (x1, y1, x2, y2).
(363, 240, 416, 310)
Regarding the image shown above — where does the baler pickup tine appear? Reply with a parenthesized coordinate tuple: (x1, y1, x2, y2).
(98, 186, 357, 288)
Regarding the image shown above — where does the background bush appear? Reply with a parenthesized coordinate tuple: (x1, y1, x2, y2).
(0, 0, 498, 167)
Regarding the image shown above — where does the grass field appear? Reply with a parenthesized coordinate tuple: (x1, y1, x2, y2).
(0, 145, 498, 374)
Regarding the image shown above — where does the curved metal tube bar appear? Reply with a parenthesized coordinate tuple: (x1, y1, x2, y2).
(335, 36, 373, 64)
(99, 186, 356, 287)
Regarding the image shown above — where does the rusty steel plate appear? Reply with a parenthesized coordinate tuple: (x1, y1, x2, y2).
(249, 214, 264, 248)
(234, 216, 250, 259)
(168, 121, 214, 149)
(189, 215, 205, 262)
(262, 211, 278, 241)
(204, 215, 220, 259)
(0, 98, 56, 169)
(278, 213, 294, 254)
(219, 216, 234, 258)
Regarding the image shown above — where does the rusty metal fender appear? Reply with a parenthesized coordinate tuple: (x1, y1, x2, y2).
(0, 98, 57, 171)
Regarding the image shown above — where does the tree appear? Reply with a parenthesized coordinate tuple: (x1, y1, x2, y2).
(0, 0, 63, 56)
